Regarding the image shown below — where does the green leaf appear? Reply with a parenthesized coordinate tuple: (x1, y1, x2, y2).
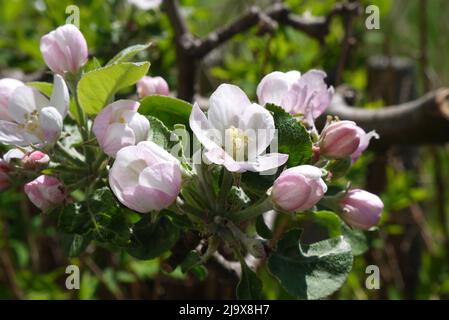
(107, 43, 152, 65)
(62, 234, 90, 258)
(28, 81, 53, 96)
(266, 104, 312, 166)
(58, 203, 91, 234)
(127, 215, 179, 260)
(139, 95, 192, 129)
(237, 259, 263, 299)
(268, 228, 353, 300)
(147, 115, 183, 157)
(312, 211, 342, 238)
(256, 215, 273, 239)
(342, 223, 369, 256)
(78, 62, 150, 114)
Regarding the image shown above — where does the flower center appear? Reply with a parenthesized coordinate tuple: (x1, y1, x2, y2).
(224, 127, 249, 161)
(18, 110, 45, 140)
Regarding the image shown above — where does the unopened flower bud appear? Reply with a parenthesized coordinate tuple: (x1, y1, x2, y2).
(319, 120, 361, 159)
(340, 189, 383, 230)
(24, 175, 65, 211)
(137, 76, 170, 98)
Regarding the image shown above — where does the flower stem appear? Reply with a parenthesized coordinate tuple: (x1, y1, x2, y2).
(228, 197, 273, 224)
(218, 169, 234, 213)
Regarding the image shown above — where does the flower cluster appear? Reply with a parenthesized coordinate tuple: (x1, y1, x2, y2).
(0, 23, 385, 299)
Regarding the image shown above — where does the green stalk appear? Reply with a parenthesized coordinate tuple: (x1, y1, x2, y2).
(218, 169, 234, 213)
(228, 197, 273, 224)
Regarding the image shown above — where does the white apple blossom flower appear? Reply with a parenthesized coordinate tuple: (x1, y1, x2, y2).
(0, 75, 69, 147)
(189, 84, 288, 173)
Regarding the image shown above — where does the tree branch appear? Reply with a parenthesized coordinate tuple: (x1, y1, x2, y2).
(322, 89, 449, 147)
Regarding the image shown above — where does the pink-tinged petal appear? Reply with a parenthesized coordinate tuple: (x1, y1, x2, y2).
(138, 162, 181, 197)
(8, 86, 49, 124)
(0, 78, 24, 121)
(109, 100, 139, 121)
(137, 76, 169, 98)
(189, 103, 222, 151)
(351, 129, 379, 162)
(297, 69, 333, 119)
(256, 71, 290, 107)
(137, 141, 180, 165)
(92, 105, 114, 144)
(208, 84, 251, 131)
(286, 165, 324, 181)
(101, 123, 136, 157)
(272, 173, 312, 212)
(127, 113, 150, 143)
(40, 24, 88, 74)
(49, 74, 69, 118)
(122, 185, 173, 213)
(39, 106, 63, 145)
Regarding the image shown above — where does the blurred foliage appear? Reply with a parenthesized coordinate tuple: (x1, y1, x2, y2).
(1, 0, 449, 299)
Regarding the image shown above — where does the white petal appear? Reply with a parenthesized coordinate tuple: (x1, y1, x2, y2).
(49, 74, 69, 118)
(0, 120, 39, 146)
(9, 86, 49, 124)
(256, 71, 290, 107)
(127, 113, 150, 143)
(241, 152, 288, 172)
(3, 148, 25, 163)
(39, 106, 63, 145)
(102, 123, 136, 157)
(189, 103, 222, 151)
(208, 84, 251, 131)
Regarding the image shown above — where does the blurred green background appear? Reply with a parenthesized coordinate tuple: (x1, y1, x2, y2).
(1, 0, 449, 299)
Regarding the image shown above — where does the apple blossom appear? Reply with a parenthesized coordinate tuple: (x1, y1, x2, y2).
(3, 148, 49, 169)
(24, 175, 66, 211)
(0, 159, 10, 191)
(93, 100, 150, 157)
(137, 76, 170, 98)
(0, 75, 69, 147)
(40, 24, 88, 75)
(340, 189, 383, 230)
(109, 141, 182, 213)
(271, 165, 327, 212)
(0, 78, 24, 121)
(351, 126, 379, 162)
(128, 0, 162, 10)
(257, 70, 333, 124)
(189, 84, 288, 173)
(319, 120, 361, 159)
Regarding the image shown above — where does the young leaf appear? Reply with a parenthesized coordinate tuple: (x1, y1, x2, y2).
(342, 223, 369, 256)
(27, 81, 53, 96)
(267, 228, 353, 300)
(107, 43, 152, 65)
(312, 210, 343, 238)
(127, 215, 179, 260)
(139, 95, 192, 128)
(266, 104, 312, 167)
(147, 115, 184, 158)
(237, 259, 263, 299)
(78, 62, 150, 114)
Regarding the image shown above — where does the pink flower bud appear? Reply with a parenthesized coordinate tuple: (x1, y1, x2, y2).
(0, 78, 24, 121)
(22, 151, 50, 170)
(24, 175, 65, 211)
(340, 189, 383, 230)
(319, 120, 361, 159)
(137, 76, 169, 98)
(93, 100, 150, 157)
(109, 141, 181, 213)
(40, 24, 88, 75)
(272, 165, 327, 212)
(0, 159, 10, 191)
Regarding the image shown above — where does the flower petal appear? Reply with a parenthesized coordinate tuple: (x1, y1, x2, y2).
(208, 84, 251, 131)
(9, 86, 49, 123)
(101, 123, 136, 157)
(39, 106, 63, 145)
(189, 102, 222, 151)
(49, 74, 69, 118)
